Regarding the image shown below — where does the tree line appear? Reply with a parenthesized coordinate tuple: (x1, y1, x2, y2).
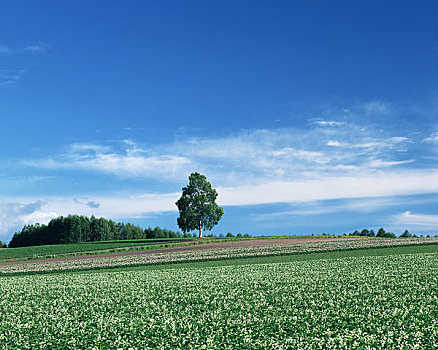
(347, 228, 396, 238)
(346, 228, 435, 238)
(8, 215, 185, 248)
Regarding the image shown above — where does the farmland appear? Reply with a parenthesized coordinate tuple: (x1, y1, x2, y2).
(0, 236, 335, 262)
(0, 248, 436, 349)
(0, 238, 196, 262)
(1, 237, 436, 275)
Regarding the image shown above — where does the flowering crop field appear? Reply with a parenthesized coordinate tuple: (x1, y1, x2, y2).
(1, 237, 437, 275)
(0, 251, 436, 349)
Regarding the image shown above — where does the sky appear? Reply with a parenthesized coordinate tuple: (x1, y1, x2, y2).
(1, 0, 438, 241)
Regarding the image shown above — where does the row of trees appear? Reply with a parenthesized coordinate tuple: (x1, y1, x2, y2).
(346, 228, 434, 238)
(9, 215, 184, 248)
(347, 228, 396, 238)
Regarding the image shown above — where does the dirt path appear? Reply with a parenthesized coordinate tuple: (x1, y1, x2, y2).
(0, 237, 363, 266)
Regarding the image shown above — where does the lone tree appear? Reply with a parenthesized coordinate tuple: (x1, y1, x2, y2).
(176, 172, 224, 238)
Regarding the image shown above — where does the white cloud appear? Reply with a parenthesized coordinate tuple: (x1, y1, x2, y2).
(4, 99, 438, 239)
(52, 193, 179, 218)
(0, 201, 58, 240)
(24, 142, 192, 180)
(74, 154, 191, 178)
(2, 167, 438, 240)
(69, 143, 110, 153)
(325, 137, 409, 151)
(21, 120, 421, 189)
(0, 193, 180, 240)
(252, 196, 438, 222)
(390, 136, 409, 143)
(271, 148, 325, 162)
(314, 120, 346, 127)
(8, 118, 435, 240)
(368, 159, 414, 168)
(327, 140, 342, 147)
(189, 127, 413, 183)
(218, 170, 438, 206)
(423, 132, 438, 143)
(392, 211, 438, 230)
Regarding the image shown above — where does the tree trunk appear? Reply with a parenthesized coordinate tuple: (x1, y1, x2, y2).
(199, 220, 203, 239)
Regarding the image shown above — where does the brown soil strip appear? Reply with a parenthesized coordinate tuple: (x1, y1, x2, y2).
(0, 238, 363, 267)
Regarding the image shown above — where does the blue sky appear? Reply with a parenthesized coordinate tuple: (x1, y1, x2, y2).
(1, 0, 438, 241)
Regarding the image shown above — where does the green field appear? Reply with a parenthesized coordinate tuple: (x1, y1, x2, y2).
(0, 238, 196, 262)
(0, 235, 328, 262)
(2, 237, 436, 276)
(0, 245, 437, 349)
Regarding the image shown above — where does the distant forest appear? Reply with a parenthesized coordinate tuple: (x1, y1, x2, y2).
(9, 215, 186, 248)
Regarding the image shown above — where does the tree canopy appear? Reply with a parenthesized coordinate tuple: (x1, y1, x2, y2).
(175, 172, 224, 238)
(9, 215, 182, 248)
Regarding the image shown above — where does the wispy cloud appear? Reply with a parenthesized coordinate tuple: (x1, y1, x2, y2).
(218, 170, 438, 206)
(251, 196, 438, 223)
(363, 101, 391, 115)
(24, 141, 192, 180)
(5, 104, 438, 239)
(169, 125, 417, 185)
(368, 159, 414, 168)
(423, 132, 438, 144)
(23, 44, 48, 54)
(0, 69, 27, 86)
(22, 118, 425, 186)
(0, 43, 48, 56)
(326, 137, 410, 150)
(69, 143, 111, 153)
(392, 211, 438, 231)
(3, 167, 438, 239)
(313, 120, 346, 127)
(0, 42, 49, 86)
